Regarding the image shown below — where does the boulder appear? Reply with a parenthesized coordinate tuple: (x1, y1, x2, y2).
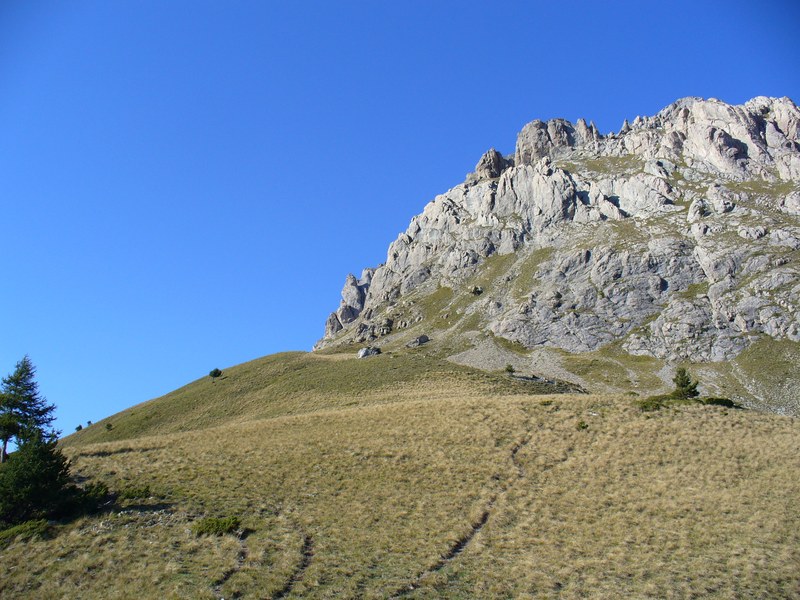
(357, 347, 381, 359)
(406, 335, 430, 348)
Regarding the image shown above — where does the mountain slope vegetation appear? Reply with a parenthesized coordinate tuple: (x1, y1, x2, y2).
(2, 349, 798, 598)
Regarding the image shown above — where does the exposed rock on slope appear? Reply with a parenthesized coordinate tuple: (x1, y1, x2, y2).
(317, 97, 800, 413)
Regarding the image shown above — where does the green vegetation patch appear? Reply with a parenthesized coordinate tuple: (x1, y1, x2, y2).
(726, 178, 798, 198)
(604, 219, 653, 247)
(679, 280, 710, 298)
(491, 333, 532, 356)
(511, 247, 554, 300)
(473, 251, 518, 286)
(636, 395, 740, 412)
(559, 342, 664, 392)
(0, 519, 52, 548)
(734, 337, 800, 382)
(192, 515, 241, 536)
(636, 368, 739, 412)
(454, 311, 483, 334)
(118, 484, 152, 500)
(411, 284, 453, 322)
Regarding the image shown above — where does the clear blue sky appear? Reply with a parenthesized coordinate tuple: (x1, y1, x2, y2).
(1, 0, 798, 435)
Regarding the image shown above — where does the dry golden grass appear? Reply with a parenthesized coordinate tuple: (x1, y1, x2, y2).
(2, 352, 799, 598)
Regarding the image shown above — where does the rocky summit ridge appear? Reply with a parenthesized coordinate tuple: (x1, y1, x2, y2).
(316, 97, 800, 414)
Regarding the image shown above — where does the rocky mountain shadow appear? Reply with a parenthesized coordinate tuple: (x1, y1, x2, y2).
(316, 96, 800, 415)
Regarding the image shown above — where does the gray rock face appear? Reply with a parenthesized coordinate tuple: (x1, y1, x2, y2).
(472, 148, 511, 180)
(321, 269, 374, 341)
(316, 96, 800, 377)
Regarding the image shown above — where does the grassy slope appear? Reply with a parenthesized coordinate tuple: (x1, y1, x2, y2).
(63, 350, 564, 445)
(2, 350, 799, 599)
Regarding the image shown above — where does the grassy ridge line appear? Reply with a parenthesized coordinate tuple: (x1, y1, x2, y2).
(62, 350, 570, 446)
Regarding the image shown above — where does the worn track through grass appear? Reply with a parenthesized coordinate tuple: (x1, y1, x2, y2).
(391, 430, 535, 598)
(212, 532, 249, 594)
(272, 534, 314, 600)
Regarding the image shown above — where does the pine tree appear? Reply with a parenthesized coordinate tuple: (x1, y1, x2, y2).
(0, 356, 56, 461)
(672, 367, 699, 400)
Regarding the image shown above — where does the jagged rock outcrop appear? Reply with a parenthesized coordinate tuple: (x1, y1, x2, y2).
(314, 96, 800, 411)
(323, 269, 374, 339)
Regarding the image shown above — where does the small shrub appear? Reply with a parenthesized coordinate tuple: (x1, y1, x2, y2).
(72, 481, 110, 514)
(505, 364, 515, 374)
(540, 399, 553, 407)
(192, 516, 240, 536)
(119, 484, 151, 500)
(209, 368, 223, 379)
(576, 420, 589, 430)
(702, 397, 737, 408)
(75, 424, 82, 432)
(105, 423, 113, 431)
(636, 395, 670, 412)
(87, 421, 92, 427)
(0, 519, 51, 548)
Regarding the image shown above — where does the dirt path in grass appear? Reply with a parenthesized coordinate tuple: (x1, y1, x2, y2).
(272, 534, 314, 600)
(389, 431, 534, 598)
(212, 530, 249, 597)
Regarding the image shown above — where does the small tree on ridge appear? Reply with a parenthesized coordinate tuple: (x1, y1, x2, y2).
(672, 367, 699, 400)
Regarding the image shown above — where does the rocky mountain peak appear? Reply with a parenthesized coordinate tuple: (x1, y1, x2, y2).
(316, 96, 800, 414)
(472, 148, 511, 180)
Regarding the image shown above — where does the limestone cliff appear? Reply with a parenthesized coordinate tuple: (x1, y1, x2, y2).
(316, 97, 800, 414)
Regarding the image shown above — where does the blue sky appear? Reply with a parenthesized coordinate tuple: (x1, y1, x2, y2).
(1, 0, 798, 435)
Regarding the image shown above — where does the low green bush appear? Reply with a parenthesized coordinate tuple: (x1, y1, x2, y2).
(637, 393, 741, 412)
(701, 397, 738, 408)
(81, 482, 110, 509)
(636, 395, 670, 412)
(119, 484, 151, 500)
(0, 519, 51, 548)
(192, 515, 240, 536)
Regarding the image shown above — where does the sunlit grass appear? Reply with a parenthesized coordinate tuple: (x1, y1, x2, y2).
(2, 352, 798, 598)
